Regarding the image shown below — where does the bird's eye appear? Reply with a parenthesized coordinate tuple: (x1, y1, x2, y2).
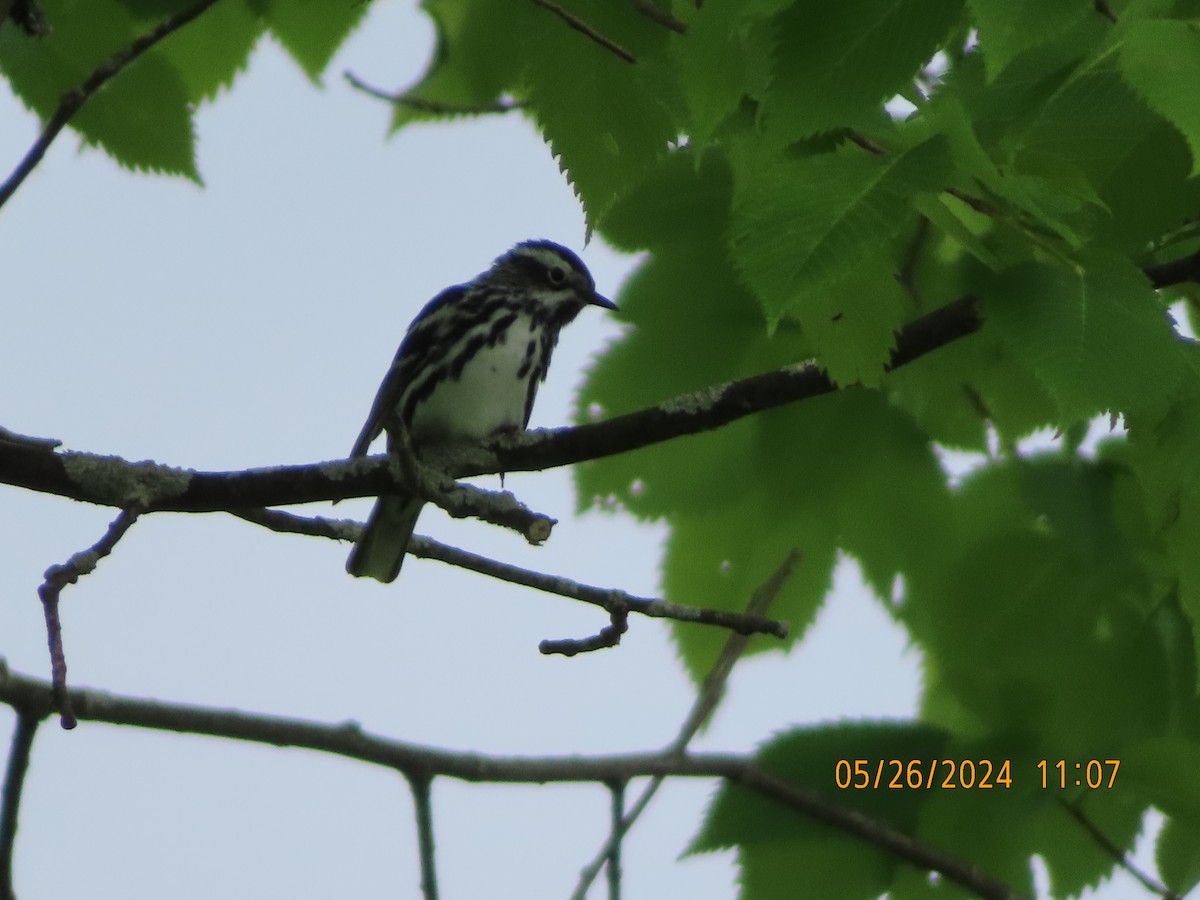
(547, 266, 567, 286)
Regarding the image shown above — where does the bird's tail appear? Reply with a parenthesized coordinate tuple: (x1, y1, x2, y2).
(346, 494, 424, 583)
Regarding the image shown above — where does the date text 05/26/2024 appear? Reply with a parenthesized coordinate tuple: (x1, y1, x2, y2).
(833, 758, 1121, 791)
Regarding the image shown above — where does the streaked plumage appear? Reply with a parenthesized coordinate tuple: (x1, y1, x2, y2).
(347, 240, 615, 583)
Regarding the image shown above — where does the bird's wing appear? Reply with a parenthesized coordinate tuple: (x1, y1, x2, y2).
(349, 284, 469, 458)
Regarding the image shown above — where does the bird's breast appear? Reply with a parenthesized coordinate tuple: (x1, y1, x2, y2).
(406, 313, 545, 442)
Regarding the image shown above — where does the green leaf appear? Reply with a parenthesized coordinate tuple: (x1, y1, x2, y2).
(248, 0, 368, 82)
(1122, 738, 1200, 822)
(0, 0, 198, 177)
(1119, 18, 1200, 176)
(731, 135, 954, 321)
(984, 255, 1186, 421)
(905, 457, 1174, 757)
(393, 0, 526, 129)
(1158, 814, 1200, 897)
(966, 0, 1090, 81)
(691, 723, 953, 899)
(156, 0, 264, 102)
(760, 0, 964, 141)
(798, 261, 905, 388)
(523, 0, 677, 226)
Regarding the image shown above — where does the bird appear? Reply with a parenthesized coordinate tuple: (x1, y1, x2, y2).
(346, 239, 617, 583)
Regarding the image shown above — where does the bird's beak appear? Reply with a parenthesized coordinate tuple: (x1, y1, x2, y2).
(589, 290, 618, 311)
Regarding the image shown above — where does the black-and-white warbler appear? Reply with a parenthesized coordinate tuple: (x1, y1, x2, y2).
(346, 239, 616, 583)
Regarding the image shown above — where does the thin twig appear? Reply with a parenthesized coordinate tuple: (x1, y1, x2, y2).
(0, 711, 38, 900)
(343, 71, 524, 115)
(37, 507, 141, 728)
(539, 607, 629, 656)
(630, 0, 686, 33)
(529, 0, 637, 63)
(1059, 799, 1179, 899)
(0, 662, 1023, 900)
(0, 0, 221, 210)
(569, 551, 799, 899)
(230, 506, 788, 639)
(408, 773, 439, 900)
(607, 780, 625, 900)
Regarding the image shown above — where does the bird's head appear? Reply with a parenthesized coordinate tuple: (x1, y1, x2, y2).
(488, 239, 617, 313)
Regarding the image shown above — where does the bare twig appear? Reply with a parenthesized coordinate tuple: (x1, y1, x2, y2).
(0, 0, 221, 210)
(343, 71, 524, 115)
(407, 773, 439, 900)
(229, 506, 790, 640)
(539, 607, 629, 656)
(607, 780, 625, 900)
(0, 662, 1024, 900)
(530, 0, 637, 63)
(37, 507, 141, 728)
(1059, 799, 1179, 899)
(0, 711, 38, 899)
(631, 0, 686, 33)
(570, 551, 799, 899)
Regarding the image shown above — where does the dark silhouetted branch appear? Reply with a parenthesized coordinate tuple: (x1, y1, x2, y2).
(0, 662, 1023, 900)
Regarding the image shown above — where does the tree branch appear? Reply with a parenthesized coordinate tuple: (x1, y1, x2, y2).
(0, 662, 1023, 900)
(0, 712, 38, 900)
(0, 295, 983, 512)
(0, 0, 222, 210)
(407, 773, 439, 900)
(539, 607, 629, 656)
(37, 507, 141, 729)
(230, 507, 789, 641)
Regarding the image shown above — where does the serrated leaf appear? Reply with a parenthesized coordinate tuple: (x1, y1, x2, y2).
(797, 263, 905, 388)
(1119, 18, 1200, 175)
(522, 0, 676, 227)
(984, 255, 1185, 421)
(760, 0, 964, 140)
(0, 0, 197, 177)
(156, 0, 263, 102)
(731, 136, 954, 320)
(1123, 738, 1200, 821)
(1158, 815, 1200, 897)
(248, 0, 367, 82)
(663, 494, 838, 679)
(966, 0, 1090, 81)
